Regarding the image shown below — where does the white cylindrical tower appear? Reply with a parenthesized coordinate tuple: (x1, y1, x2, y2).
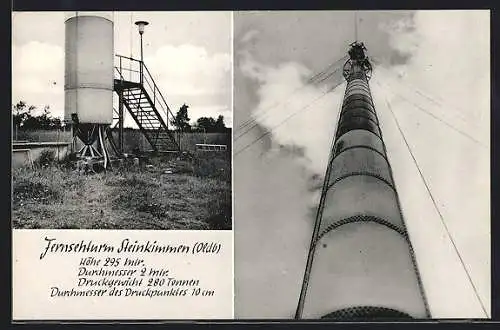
(64, 12, 114, 170)
(297, 42, 429, 320)
(64, 13, 114, 124)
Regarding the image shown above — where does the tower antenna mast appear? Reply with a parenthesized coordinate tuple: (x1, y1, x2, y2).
(295, 41, 430, 320)
(354, 11, 358, 41)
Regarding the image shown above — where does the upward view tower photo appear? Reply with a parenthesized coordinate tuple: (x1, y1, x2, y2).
(13, 11, 233, 229)
(234, 10, 489, 320)
(296, 41, 430, 320)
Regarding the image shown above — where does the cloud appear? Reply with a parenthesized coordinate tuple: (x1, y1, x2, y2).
(372, 10, 490, 316)
(12, 40, 232, 127)
(380, 10, 489, 130)
(118, 43, 232, 128)
(144, 44, 230, 95)
(379, 15, 418, 56)
(238, 52, 345, 174)
(240, 29, 260, 43)
(142, 44, 231, 125)
(12, 41, 64, 116)
(234, 30, 345, 318)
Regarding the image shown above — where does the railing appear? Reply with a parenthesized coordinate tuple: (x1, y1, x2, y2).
(114, 54, 177, 131)
(195, 144, 228, 152)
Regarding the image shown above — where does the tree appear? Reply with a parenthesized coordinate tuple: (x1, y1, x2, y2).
(195, 117, 217, 132)
(13, 101, 34, 140)
(13, 101, 35, 129)
(194, 115, 226, 133)
(215, 115, 226, 131)
(22, 105, 61, 130)
(12, 101, 62, 132)
(171, 103, 191, 132)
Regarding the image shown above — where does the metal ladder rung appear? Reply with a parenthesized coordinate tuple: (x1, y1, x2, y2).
(115, 63, 179, 152)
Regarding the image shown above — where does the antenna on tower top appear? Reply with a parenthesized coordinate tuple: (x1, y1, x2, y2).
(343, 41, 373, 81)
(354, 11, 358, 42)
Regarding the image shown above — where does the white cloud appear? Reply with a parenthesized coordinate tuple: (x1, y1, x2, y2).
(145, 44, 230, 96)
(240, 29, 260, 43)
(12, 41, 231, 126)
(140, 44, 231, 126)
(238, 50, 345, 175)
(235, 36, 343, 318)
(381, 10, 489, 129)
(117, 43, 232, 128)
(12, 41, 64, 116)
(374, 10, 490, 316)
(12, 13, 232, 126)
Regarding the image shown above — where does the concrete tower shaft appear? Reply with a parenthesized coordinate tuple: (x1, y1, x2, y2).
(300, 42, 429, 319)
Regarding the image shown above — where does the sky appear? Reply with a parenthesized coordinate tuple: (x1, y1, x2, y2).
(11, 11, 232, 127)
(234, 10, 490, 319)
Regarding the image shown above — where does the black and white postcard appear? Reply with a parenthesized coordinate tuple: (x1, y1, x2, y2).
(10, 8, 492, 323)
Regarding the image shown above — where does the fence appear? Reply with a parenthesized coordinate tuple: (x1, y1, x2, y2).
(14, 129, 232, 154)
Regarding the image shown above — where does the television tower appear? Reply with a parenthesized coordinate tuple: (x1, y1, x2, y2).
(295, 42, 430, 320)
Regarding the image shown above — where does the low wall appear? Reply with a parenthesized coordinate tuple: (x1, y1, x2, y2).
(12, 142, 70, 168)
(12, 149, 33, 168)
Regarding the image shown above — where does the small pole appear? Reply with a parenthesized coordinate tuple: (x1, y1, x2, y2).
(140, 34, 144, 84)
(135, 21, 149, 84)
(178, 129, 182, 151)
(57, 126, 60, 161)
(354, 11, 358, 41)
(119, 90, 124, 155)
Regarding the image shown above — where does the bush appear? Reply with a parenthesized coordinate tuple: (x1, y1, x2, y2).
(35, 150, 56, 168)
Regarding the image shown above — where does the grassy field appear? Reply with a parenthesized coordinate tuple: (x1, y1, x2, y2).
(12, 152, 231, 230)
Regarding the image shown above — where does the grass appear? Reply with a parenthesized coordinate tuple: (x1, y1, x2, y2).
(12, 152, 231, 230)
